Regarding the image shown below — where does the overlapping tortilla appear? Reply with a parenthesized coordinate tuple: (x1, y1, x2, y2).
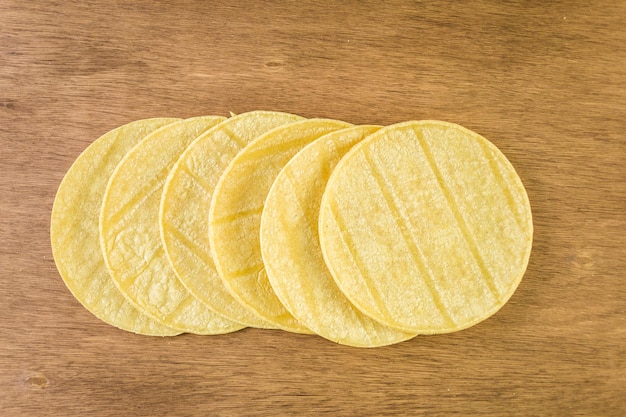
(261, 125, 417, 346)
(319, 121, 533, 333)
(51, 118, 181, 335)
(209, 119, 352, 333)
(99, 116, 243, 335)
(160, 111, 305, 328)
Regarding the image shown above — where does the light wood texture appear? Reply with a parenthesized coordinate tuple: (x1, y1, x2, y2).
(1, 1, 624, 415)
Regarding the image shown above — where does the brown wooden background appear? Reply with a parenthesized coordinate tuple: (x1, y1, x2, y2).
(2, 1, 625, 416)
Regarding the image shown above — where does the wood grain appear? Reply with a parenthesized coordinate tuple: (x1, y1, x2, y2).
(1, 1, 625, 415)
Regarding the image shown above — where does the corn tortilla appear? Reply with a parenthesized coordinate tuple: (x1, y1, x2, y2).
(319, 120, 533, 333)
(209, 118, 352, 333)
(99, 116, 243, 335)
(51, 118, 181, 336)
(160, 111, 305, 328)
(261, 125, 417, 347)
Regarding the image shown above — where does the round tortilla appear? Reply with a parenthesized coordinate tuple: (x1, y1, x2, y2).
(261, 125, 417, 347)
(319, 121, 533, 333)
(99, 116, 244, 335)
(209, 118, 352, 333)
(160, 111, 305, 328)
(51, 118, 181, 336)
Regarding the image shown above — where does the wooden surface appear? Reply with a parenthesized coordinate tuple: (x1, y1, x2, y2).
(1, 1, 625, 415)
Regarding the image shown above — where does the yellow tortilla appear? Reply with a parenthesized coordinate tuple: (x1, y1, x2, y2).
(261, 125, 417, 347)
(209, 119, 352, 333)
(160, 111, 305, 328)
(319, 120, 533, 333)
(99, 116, 243, 335)
(51, 118, 181, 336)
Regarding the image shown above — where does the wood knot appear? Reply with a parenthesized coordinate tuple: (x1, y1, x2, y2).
(23, 374, 49, 390)
(1, 100, 16, 110)
(571, 250, 595, 269)
(265, 60, 285, 68)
